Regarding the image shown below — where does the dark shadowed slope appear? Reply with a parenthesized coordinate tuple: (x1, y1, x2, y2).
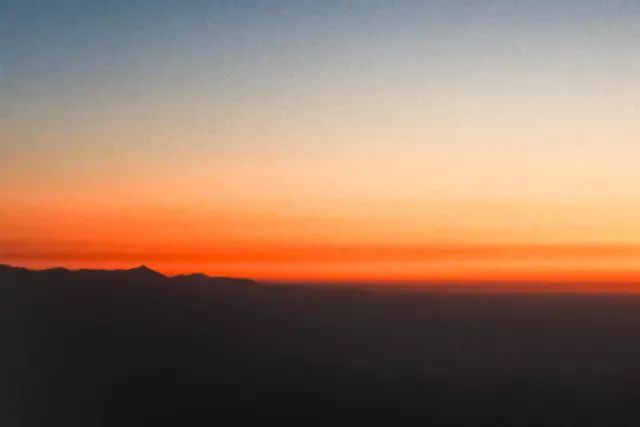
(4, 264, 640, 426)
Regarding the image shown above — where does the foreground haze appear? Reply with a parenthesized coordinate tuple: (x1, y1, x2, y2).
(3, 1, 640, 285)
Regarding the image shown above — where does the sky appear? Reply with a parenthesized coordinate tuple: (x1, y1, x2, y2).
(2, 0, 640, 285)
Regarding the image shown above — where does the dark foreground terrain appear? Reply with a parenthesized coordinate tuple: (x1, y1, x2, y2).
(4, 264, 640, 425)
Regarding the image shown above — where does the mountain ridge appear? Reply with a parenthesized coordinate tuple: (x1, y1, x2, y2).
(0, 264, 259, 286)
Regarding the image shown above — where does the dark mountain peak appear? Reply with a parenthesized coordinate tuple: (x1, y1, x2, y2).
(132, 264, 151, 271)
(45, 267, 70, 273)
(128, 265, 165, 278)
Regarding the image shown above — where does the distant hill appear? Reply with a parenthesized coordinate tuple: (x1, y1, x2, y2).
(0, 264, 259, 287)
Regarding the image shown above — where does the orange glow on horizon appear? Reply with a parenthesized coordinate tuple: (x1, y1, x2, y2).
(5, 199, 640, 291)
(7, 257, 640, 293)
(6, 242, 640, 291)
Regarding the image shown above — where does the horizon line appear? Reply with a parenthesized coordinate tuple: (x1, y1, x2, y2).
(8, 263, 640, 294)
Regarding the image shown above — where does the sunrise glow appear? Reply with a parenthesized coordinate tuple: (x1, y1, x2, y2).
(3, 1, 640, 289)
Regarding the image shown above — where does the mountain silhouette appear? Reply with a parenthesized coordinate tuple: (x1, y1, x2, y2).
(5, 264, 640, 426)
(126, 265, 167, 279)
(0, 264, 258, 287)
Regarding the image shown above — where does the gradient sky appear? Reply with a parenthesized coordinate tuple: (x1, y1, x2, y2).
(3, 0, 640, 284)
